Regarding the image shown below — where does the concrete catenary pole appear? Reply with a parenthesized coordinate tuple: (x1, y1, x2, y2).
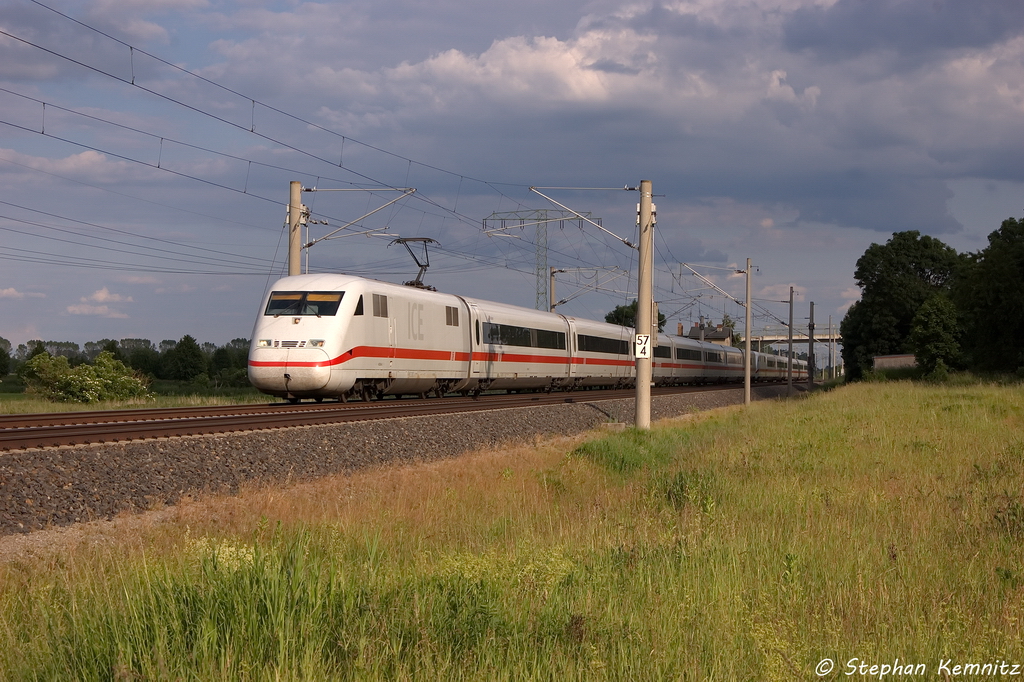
(636, 180, 654, 430)
(787, 286, 794, 395)
(828, 314, 834, 379)
(288, 180, 302, 277)
(744, 257, 752, 405)
(807, 301, 815, 389)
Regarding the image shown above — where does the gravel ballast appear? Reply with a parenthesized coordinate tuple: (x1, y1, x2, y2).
(0, 385, 796, 535)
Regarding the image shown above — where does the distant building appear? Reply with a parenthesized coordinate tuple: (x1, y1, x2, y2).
(872, 354, 917, 370)
(680, 323, 734, 347)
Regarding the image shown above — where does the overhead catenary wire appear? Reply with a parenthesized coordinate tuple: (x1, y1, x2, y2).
(2, 5, 664, 319)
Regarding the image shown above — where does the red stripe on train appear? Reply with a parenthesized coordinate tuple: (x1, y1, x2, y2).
(250, 345, 652, 369)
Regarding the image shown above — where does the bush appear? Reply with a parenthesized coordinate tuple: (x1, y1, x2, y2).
(23, 351, 152, 403)
(0, 374, 25, 394)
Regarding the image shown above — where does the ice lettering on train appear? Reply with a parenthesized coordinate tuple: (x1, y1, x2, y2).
(408, 302, 424, 340)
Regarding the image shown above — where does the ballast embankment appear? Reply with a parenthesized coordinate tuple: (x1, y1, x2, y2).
(0, 385, 793, 535)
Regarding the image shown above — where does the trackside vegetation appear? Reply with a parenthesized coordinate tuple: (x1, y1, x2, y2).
(841, 218, 1024, 379)
(21, 351, 151, 403)
(1, 381, 1022, 678)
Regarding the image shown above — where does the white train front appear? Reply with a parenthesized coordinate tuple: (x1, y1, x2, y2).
(247, 273, 808, 402)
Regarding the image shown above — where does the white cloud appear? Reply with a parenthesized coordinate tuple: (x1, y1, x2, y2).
(0, 148, 150, 184)
(0, 287, 45, 300)
(64, 289, 133, 317)
(838, 286, 861, 314)
(83, 288, 134, 304)
(765, 70, 820, 108)
(66, 304, 129, 319)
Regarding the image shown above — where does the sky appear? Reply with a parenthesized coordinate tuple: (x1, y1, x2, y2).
(1, 0, 1023, 365)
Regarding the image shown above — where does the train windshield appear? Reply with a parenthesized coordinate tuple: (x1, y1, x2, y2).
(265, 291, 344, 316)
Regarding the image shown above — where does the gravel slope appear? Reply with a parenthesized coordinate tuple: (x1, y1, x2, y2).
(0, 385, 796, 535)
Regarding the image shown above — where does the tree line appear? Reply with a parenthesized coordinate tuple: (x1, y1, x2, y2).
(0, 335, 251, 387)
(840, 217, 1024, 380)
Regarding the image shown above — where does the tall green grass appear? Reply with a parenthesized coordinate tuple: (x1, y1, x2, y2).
(1, 381, 1022, 679)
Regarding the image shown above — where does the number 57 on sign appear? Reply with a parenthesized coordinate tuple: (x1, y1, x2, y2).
(634, 334, 651, 359)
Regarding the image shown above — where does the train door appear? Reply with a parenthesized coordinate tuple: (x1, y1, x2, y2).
(566, 318, 578, 380)
(369, 291, 396, 369)
(467, 302, 487, 379)
(388, 314, 395, 368)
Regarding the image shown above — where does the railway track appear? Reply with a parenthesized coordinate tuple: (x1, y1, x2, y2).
(0, 385, 733, 451)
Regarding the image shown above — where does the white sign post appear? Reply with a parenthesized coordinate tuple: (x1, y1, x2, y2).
(634, 334, 651, 360)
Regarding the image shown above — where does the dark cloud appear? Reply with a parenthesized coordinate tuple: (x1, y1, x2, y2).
(587, 3, 732, 41)
(586, 59, 641, 75)
(784, 0, 1024, 62)
(790, 173, 962, 235)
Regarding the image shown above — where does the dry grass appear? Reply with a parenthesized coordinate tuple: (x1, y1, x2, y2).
(0, 391, 267, 414)
(1, 382, 1022, 679)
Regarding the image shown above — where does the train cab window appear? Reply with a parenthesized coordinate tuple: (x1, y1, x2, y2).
(354, 295, 363, 316)
(265, 291, 344, 317)
(372, 294, 388, 318)
(445, 306, 460, 326)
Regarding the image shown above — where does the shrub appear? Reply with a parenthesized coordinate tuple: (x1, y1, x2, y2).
(24, 351, 152, 403)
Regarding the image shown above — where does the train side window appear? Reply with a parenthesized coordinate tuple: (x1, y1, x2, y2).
(653, 345, 671, 358)
(354, 295, 363, 316)
(535, 328, 566, 350)
(578, 334, 629, 355)
(445, 306, 459, 326)
(676, 348, 701, 361)
(481, 322, 565, 349)
(475, 320, 480, 345)
(372, 294, 388, 318)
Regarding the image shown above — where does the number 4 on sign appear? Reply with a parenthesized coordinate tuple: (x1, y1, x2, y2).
(634, 334, 651, 359)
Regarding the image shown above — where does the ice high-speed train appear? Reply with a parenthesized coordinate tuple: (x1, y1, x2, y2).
(247, 274, 808, 402)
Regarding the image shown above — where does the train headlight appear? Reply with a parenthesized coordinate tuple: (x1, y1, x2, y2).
(309, 339, 325, 347)
(257, 339, 273, 347)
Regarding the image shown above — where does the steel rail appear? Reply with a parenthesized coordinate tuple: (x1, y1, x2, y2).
(0, 385, 738, 451)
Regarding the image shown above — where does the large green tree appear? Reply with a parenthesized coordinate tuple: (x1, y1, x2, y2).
(840, 231, 963, 379)
(605, 300, 667, 332)
(161, 334, 207, 381)
(955, 217, 1024, 371)
(908, 295, 961, 374)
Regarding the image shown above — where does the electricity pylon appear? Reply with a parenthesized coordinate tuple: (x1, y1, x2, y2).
(483, 210, 600, 310)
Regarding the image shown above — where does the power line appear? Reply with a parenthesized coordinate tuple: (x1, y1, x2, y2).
(0, 200, 275, 266)
(2, 5, 649, 315)
(25, 0, 526, 192)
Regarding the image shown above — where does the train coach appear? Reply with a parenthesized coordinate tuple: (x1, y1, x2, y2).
(247, 274, 808, 402)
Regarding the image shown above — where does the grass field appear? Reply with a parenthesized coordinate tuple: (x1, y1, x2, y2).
(0, 385, 268, 413)
(1, 380, 1022, 679)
